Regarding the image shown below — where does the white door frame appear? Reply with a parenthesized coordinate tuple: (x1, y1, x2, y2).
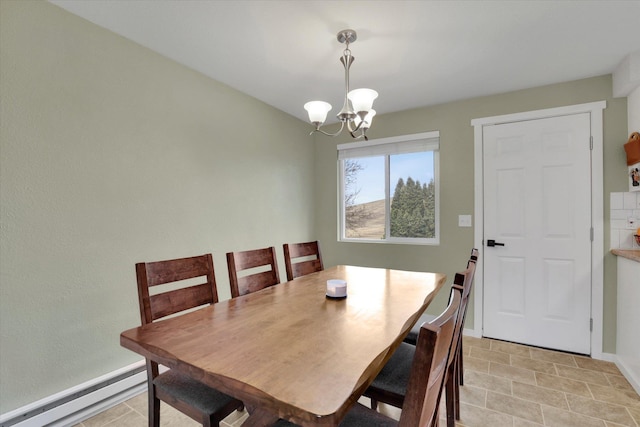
(471, 101, 606, 359)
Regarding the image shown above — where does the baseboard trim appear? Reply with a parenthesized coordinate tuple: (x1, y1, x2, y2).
(0, 361, 147, 427)
(463, 327, 482, 338)
(609, 353, 640, 396)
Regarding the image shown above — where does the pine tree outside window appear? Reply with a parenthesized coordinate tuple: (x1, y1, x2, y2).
(337, 131, 440, 245)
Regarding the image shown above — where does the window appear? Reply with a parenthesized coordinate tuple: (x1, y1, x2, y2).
(338, 131, 440, 244)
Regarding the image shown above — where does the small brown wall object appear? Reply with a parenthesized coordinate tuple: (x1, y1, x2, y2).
(624, 132, 640, 166)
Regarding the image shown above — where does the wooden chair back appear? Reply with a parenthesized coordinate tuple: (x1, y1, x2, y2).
(227, 246, 280, 297)
(283, 240, 323, 281)
(456, 256, 477, 332)
(444, 250, 479, 427)
(399, 286, 462, 427)
(136, 253, 218, 325)
(135, 254, 243, 427)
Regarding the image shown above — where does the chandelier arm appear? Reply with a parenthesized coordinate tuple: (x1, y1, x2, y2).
(348, 125, 368, 141)
(346, 114, 366, 134)
(311, 121, 346, 137)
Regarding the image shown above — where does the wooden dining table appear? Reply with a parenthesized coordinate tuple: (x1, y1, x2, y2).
(120, 265, 446, 427)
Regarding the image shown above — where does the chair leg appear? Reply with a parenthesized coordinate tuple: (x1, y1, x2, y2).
(458, 337, 464, 386)
(453, 358, 461, 420)
(445, 371, 456, 427)
(370, 398, 378, 411)
(204, 415, 219, 427)
(148, 386, 160, 427)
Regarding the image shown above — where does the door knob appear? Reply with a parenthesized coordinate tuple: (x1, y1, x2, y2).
(487, 239, 505, 247)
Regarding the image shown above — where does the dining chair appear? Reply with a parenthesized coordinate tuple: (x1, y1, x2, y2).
(366, 260, 477, 427)
(283, 240, 324, 281)
(404, 248, 478, 346)
(135, 253, 244, 427)
(404, 248, 478, 395)
(226, 246, 280, 297)
(455, 248, 479, 385)
(272, 285, 462, 427)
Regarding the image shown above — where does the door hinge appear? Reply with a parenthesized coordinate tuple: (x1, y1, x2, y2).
(590, 318, 593, 332)
(590, 136, 593, 150)
(590, 227, 594, 242)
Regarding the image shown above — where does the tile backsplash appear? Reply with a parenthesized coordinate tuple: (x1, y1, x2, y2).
(610, 192, 640, 249)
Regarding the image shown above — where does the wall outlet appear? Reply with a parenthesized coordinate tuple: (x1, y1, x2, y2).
(458, 215, 472, 227)
(627, 217, 637, 229)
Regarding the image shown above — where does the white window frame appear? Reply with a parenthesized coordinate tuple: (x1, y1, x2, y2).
(337, 131, 440, 245)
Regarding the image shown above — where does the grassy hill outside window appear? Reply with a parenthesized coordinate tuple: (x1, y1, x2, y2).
(338, 131, 440, 245)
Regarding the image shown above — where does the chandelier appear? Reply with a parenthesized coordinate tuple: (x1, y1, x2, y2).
(303, 29, 378, 141)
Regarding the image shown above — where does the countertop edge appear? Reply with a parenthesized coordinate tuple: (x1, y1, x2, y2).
(611, 249, 640, 263)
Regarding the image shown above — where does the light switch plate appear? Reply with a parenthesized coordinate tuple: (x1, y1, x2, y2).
(458, 215, 472, 227)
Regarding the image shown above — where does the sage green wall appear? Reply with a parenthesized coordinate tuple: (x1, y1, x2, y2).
(0, 1, 314, 413)
(314, 75, 628, 354)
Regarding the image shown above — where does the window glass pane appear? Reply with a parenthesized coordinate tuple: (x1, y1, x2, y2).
(343, 157, 385, 239)
(389, 152, 436, 238)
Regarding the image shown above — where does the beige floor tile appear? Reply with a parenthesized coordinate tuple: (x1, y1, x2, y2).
(490, 340, 533, 358)
(565, 394, 636, 427)
(513, 418, 545, 427)
(556, 364, 611, 386)
(223, 408, 249, 425)
(605, 422, 636, 427)
(490, 362, 537, 385)
(469, 346, 511, 364)
(541, 405, 606, 427)
(627, 406, 640, 425)
(456, 402, 514, 427)
(102, 410, 146, 427)
(378, 402, 402, 421)
(458, 385, 487, 407)
(606, 374, 637, 392)
(588, 383, 640, 408)
(463, 336, 492, 350)
(82, 403, 134, 427)
(485, 391, 543, 424)
(511, 381, 569, 410)
(574, 357, 623, 375)
(158, 405, 200, 426)
(124, 393, 147, 415)
(79, 338, 637, 427)
(535, 372, 592, 398)
(510, 354, 558, 375)
(227, 411, 249, 426)
(530, 348, 577, 367)
(464, 370, 512, 395)
(462, 355, 490, 374)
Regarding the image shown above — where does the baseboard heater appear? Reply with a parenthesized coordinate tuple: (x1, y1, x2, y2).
(0, 361, 147, 427)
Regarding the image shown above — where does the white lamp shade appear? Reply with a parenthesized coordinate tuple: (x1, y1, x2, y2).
(355, 109, 376, 129)
(348, 88, 378, 113)
(304, 101, 332, 124)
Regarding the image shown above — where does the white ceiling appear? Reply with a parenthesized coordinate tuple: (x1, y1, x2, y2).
(50, 0, 640, 123)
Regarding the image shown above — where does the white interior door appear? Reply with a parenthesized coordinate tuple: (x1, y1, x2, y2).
(482, 113, 592, 354)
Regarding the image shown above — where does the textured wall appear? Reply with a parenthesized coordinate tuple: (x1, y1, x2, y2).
(0, 0, 314, 413)
(629, 86, 640, 133)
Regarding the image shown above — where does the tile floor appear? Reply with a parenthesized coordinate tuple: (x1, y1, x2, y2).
(75, 337, 640, 427)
